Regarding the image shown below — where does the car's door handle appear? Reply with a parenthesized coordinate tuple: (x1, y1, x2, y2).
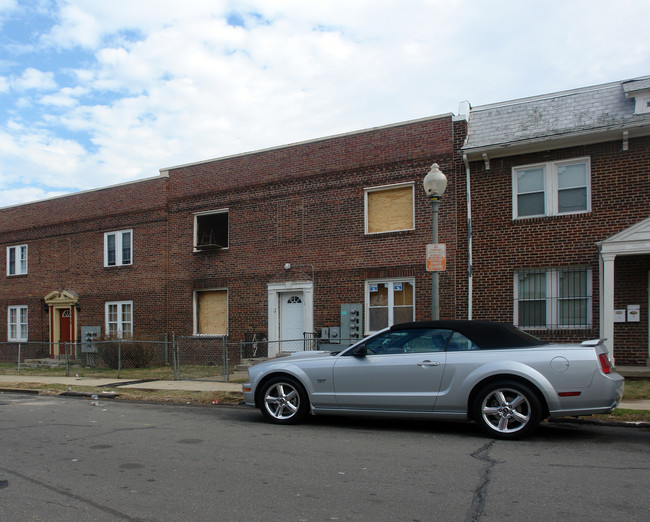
(417, 360, 440, 367)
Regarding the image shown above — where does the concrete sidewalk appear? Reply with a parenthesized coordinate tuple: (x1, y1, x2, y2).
(0, 374, 649, 411)
(0, 374, 242, 393)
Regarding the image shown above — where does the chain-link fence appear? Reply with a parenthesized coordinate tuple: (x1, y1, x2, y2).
(0, 338, 174, 379)
(0, 341, 50, 365)
(173, 333, 324, 382)
(0, 333, 358, 382)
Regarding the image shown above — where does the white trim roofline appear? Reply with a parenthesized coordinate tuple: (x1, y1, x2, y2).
(159, 113, 453, 174)
(597, 216, 650, 256)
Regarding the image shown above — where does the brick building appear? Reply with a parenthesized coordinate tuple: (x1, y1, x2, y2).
(162, 114, 465, 356)
(1, 75, 649, 365)
(1, 177, 169, 358)
(461, 76, 650, 365)
(1, 114, 466, 358)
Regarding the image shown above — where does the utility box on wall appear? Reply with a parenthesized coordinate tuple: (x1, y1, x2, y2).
(340, 304, 363, 347)
(81, 326, 101, 353)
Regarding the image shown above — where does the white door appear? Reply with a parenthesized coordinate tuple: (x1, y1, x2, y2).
(280, 292, 304, 352)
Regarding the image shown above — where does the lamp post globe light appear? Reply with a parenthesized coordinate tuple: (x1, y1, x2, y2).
(423, 163, 447, 320)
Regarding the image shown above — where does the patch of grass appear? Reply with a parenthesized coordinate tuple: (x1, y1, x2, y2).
(621, 379, 650, 400)
(591, 409, 650, 423)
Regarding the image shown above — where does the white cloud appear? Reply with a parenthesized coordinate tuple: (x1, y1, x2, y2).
(39, 86, 87, 107)
(0, 0, 649, 207)
(0, 187, 68, 207)
(0, 0, 17, 12)
(14, 67, 57, 91)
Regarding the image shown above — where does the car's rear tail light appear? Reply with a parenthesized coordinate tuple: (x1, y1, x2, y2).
(558, 391, 581, 397)
(598, 353, 612, 374)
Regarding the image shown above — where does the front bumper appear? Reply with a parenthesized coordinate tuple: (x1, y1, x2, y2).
(242, 383, 256, 407)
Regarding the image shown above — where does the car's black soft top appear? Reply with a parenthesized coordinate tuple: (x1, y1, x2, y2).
(391, 320, 547, 349)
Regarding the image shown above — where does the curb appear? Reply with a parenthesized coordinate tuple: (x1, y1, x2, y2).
(0, 387, 39, 395)
(549, 417, 650, 429)
(2, 387, 649, 428)
(59, 390, 121, 399)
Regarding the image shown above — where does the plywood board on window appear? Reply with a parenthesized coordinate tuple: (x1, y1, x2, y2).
(198, 290, 227, 335)
(367, 186, 413, 233)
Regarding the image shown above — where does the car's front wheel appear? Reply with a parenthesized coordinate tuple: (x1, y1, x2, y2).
(259, 376, 309, 424)
(473, 381, 542, 439)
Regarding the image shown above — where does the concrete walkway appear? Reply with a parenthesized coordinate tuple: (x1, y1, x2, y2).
(0, 374, 242, 393)
(0, 374, 648, 410)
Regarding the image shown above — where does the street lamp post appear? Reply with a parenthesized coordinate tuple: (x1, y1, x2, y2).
(423, 163, 447, 320)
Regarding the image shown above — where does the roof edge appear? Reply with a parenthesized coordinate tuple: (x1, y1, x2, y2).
(159, 113, 454, 173)
(0, 173, 166, 211)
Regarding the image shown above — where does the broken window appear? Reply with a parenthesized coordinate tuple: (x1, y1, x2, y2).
(194, 210, 229, 250)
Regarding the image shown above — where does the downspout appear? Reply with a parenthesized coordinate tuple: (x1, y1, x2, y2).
(463, 152, 473, 320)
(455, 101, 473, 320)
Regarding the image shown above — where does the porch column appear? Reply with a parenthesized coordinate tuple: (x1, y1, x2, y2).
(599, 252, 616, 366)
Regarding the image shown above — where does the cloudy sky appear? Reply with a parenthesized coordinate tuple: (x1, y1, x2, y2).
(1, 0, 649, 207)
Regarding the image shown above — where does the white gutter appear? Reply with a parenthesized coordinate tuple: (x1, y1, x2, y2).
(455, 101, 473, 320)
(463, 152, 473, 320)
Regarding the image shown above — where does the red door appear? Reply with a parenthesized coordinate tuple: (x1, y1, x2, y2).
(59, 309, 74, 358)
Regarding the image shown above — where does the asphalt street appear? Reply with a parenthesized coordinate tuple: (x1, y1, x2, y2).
(1, 392, 649, 521)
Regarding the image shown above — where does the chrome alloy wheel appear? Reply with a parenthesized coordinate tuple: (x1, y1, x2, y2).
(480, 387, 532, 434)
(263, 381, 301, 421)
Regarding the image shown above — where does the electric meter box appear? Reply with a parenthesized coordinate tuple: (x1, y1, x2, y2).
(340, 304, 363, 347)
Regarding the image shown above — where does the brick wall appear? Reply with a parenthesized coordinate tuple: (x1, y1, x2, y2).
(0, 177, 169, 342)
(165, 116, 462, 339)
(467, 136, 650, 363)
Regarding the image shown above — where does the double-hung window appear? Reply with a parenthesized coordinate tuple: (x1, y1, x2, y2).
(366, 279, 415, 333)
(7, 245, 28, 275)
(105, 230, 132, 266)
(365, 183, 415, 234)
(513, 158, 590, 218)
(514, 268, 592, 329)
(8, 305, 28, 341)
(105, 301, 133, 338)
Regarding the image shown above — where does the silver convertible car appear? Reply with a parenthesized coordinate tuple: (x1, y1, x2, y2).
(242, 321, 624, 439)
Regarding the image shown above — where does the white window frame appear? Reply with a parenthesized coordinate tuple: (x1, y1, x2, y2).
(364, 182, 415, 235)
(7, 244, 28, 276)
(194, 209, 230, 251)
(365, 278, 415, 334)
(105, 301, 133, 338)
(513, 157, 591, 219)
(513, 268, 592, 329)
(8, 305, 28, 341)
(104, 230, 133, 267)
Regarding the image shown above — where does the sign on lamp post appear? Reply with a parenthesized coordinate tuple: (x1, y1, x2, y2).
(423, 162, 447, 320)
(426, 243, 446, 272)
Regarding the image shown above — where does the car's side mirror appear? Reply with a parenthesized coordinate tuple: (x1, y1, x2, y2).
(350, 345, 367, 358)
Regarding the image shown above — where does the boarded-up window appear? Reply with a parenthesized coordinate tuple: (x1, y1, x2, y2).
(196, 290, 228, 335)
(366, 184, 414, 234)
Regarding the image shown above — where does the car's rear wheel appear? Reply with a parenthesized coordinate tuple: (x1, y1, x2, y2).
(473, 381, 542, 439)
(259, 376, 309, 424)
